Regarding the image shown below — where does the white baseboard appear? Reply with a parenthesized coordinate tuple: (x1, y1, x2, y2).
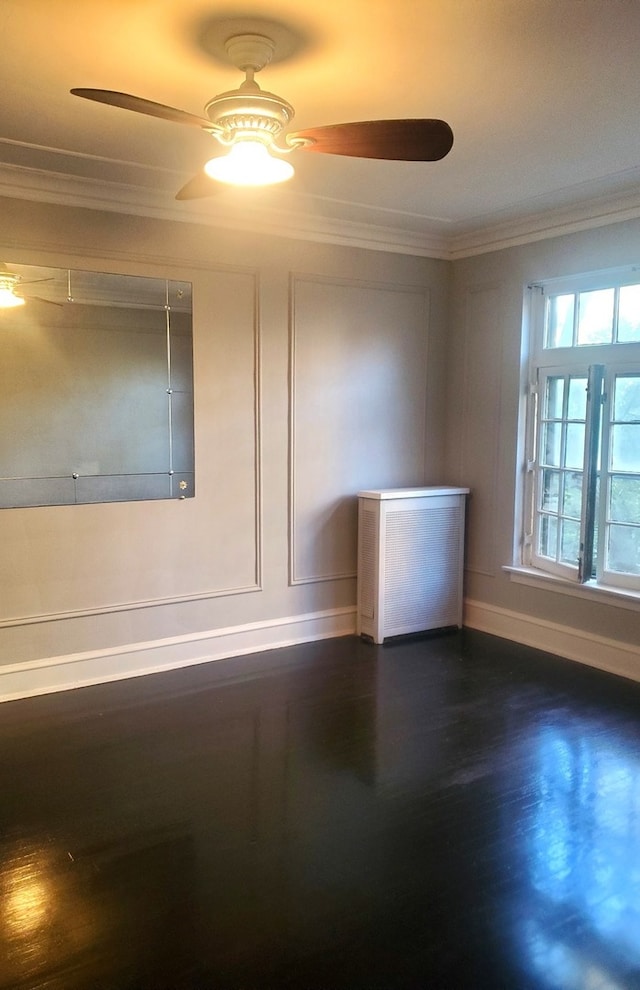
(464, 598, 640, 682)
(0, 607, 358, 703)
(8, 598, 635, 704)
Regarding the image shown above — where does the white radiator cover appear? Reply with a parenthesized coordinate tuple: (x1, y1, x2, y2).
(357, 487, 469, 644)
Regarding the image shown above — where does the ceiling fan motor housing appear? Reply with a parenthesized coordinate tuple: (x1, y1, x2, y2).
(204, 85, 295, 146)
(204, 33, 295, 147)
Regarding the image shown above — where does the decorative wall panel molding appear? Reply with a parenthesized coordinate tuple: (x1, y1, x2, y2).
(288, 273, 429, 585)
(461, 283, 504, 577)
(0, 583, 262, 631)
(0, 264, 262, 625)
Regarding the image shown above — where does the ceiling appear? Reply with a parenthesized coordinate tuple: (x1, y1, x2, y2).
(3, 0, 640, 258)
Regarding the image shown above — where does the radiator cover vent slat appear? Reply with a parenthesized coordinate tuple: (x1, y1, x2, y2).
(384, 506, 460, 629)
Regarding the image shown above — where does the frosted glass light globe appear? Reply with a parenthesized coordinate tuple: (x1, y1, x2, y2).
(205, 141, 294, 187)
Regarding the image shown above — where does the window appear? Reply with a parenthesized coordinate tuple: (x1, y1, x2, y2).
(523, 269, 640, 593)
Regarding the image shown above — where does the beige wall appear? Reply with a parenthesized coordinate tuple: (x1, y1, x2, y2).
(447, 218, 640, 650)
(4, 191, 635, 682)
(0, 197, 450, 667)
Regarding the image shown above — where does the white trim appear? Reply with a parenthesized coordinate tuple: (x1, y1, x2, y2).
(0, 583, 263, 630)
(447, 187, 640, 260)
(4, 150, 640, 261)
(504, 565, 640, 612)
(521, 273, 640, 595)
(0, 607, 357, 704)
(464, 597, 640, 682)
(252, 272, 264, 590)
(0, 164, 449, 259)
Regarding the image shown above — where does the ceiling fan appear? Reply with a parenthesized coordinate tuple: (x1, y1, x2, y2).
(71, 32, 453, 200)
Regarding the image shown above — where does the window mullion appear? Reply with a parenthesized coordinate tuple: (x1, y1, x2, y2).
(557, 378, 569, 564)
(595, 371, 613, 584)
(613, 286, 621, 344)
(578, 365, 604, 582)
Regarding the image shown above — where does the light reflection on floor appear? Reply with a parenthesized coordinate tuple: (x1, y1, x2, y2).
(522, 918, 627, 990)
(521, 721, 640, 988)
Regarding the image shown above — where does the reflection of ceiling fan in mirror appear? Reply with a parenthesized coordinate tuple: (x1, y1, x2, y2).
(71, 32, 454, 201)
(0, 267, 58, 310)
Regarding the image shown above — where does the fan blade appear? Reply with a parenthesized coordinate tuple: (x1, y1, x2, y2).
(31, 296, 64, 308)
(13, 292, 63, 308)
(175, 172, 222, 201)
(71, 89, 214, 129)
(289, 119, 453, 161)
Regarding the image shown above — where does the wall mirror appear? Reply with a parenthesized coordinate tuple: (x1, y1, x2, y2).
(0, 264, 194, 508)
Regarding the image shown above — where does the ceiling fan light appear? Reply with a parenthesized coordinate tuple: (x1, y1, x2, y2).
(204, 140, 294, 187)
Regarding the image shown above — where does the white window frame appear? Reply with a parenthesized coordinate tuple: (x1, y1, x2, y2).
(528, 364, 594, 581)
(599, 363, 640, 590)
(518, 268, 640, 597)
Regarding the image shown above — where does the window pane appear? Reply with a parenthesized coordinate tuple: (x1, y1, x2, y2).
(577, 288, 614, 345)
(546, 295, 575, 348)
(539, 515, 558, 559)
(609, 475, 640, 524)
(567, 377, 588, 420)
(617, 285, 640, 343)
(560, 519, 580, 565)
(562, 471, 583, 519)
(613, 376, 640, 422)
(542, 421, 562, 466)
(545, 377, 565, 419)
(542, 469, 560, 511)
(611, 424, 640, 472)
(565, 423, 585, 470)
(607, 523, 640, 575)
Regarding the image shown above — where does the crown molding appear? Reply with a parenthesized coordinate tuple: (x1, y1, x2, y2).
(447, 186, 640, 259)
(2, 145, 640, 262)
(0, 161, 450, 259)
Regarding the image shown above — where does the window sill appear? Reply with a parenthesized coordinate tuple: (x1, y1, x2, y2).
(504, 565, 640, 614)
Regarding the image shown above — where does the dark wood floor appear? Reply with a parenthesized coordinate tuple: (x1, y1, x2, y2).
(1, 630, 640, 989)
